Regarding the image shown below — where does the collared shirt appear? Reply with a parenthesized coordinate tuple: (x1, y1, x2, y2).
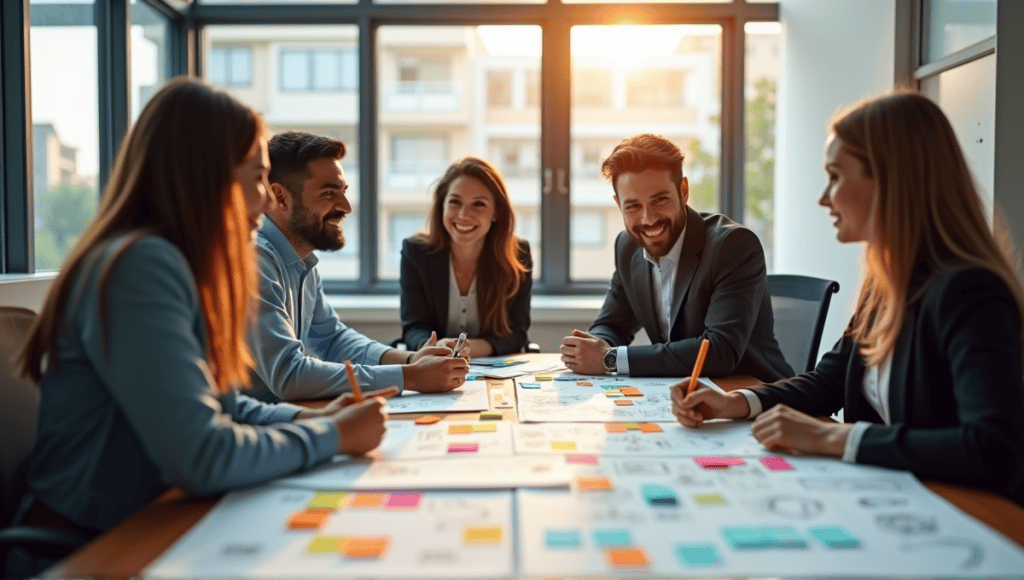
(446, 258, 481, 338)
(247, 219, 404, 402)
(616, 222, 687, 375)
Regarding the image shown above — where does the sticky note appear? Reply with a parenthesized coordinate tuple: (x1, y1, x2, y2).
(620, 387, 643, 397)
(614, 399, 634, 406)
(551, 441, 577, 451)
(809, 526, 860, 548)
(288, 510, 329, 530)
(676, 544, 722, 566)
(693, 492, 728, 506)
(722, 527, 772, 549)
(307, 536, 347, 554)
(554, 376, 576, 381)
(384, 493, 422, 510)
(472, 423, 497, 432)
(695, 456, 747, 469)
(342, 536, 390, 559)
(545, 529, 582, 548)
(603, 391, 623, 398)
(605, 423, 628, 433)
(479, 412, 503, 421)
(606, 547, 649, 569)
(576, 381, 593, 386)
(565, 454, 599, 465)
(464, 526, 502, 543)
(448, 424, 473, 435)
(625, 423, 641, 430)
(640, 483, 679, 506)
(414, 415, 441, 425)
(764, 525, 807, 548)
(535, 375, 553, 381)
(761, 456, 795, 471)
(306, 492, 347, 511)
(519, 382, 542, 389)
(448, 442, 479, 453)
(465, 373, 484, 381)
(593, 529, 633, 547)
(577, 476, 613, 492)
(348, 493, 386, 509)
(639, 423, 664, 433)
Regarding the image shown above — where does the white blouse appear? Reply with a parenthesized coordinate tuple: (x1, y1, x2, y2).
(446, 259, 481, 338)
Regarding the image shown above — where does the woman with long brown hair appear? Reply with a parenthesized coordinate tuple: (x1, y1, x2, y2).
(672, 91, 1024, 504)
(400, 157, 532, 357)
(18, 78, 392, 534)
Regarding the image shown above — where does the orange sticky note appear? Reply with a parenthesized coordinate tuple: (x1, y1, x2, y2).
(577, 476, 613, 492)
(448, 424, 473, 435)
(415, 415, 441, 425)
(464, 526, 503, 543)
(348, 492, 386, 509)
(342, 536, 390, 559)
(605, 423, 628, 433)
(639, 423, 664, 433)
(288, 510, 329, 530)
(606, 547, 649, 569)
(620, 387, 643, 397)
(577, 381, 593, 386)
(614, 399, 634, 406)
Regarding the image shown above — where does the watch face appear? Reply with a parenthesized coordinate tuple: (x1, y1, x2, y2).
(603, 349, 616, 370)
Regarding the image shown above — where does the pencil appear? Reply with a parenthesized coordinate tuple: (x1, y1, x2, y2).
(686, 339, 711, 395)
(344, 360, 363, 402)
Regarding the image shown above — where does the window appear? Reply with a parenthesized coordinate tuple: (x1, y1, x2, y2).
(131, 0, 171, 121)
(281, 48, 357, 91)
(571, 211, 605, 247)
(210, 47, 252, 86)
(744, 22, 780, 271)
(487, 70, 513, 108)
(626, 69, 687, 108)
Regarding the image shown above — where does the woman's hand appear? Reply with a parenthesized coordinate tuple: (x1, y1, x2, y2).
(331, 395, 391, 455)
(670, 378, 750, 427)
(751, 404, 853, 457)
(294, 387, 399, 420)
(410, 332, 455, 362)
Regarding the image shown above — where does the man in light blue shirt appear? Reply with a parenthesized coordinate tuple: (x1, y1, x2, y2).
(248, 131, 469, 402)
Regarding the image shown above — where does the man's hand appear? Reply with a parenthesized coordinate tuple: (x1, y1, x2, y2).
(438, 337, 472, 359)
(670, 379, 749, 427)
(751, 404, 852, 457)
(329, 396, 390, 455)
(403, 355, 470, 393)
(409, 331, 453, 363)
(294, 387, 400, 420)
(560, 329, 611, 375)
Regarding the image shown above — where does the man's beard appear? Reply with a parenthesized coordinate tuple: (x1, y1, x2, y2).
(629, 213, 685, 259)
(290, 199, 346, 252)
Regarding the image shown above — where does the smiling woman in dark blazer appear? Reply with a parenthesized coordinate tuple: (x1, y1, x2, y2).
(672, 91, 1024, 504)
(400, 157, 532, 357)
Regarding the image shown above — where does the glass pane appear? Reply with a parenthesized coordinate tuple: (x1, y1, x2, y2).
(131, 0, 170, 123)
(378, 0, 543, 4)
(926, 0, 996, 62)
(377, 25, 542, 281)
(205, 25, 360, 280)
(744, 21, 780, 272)
(570, 24, 722, 281)
(201, 0, 356, 3)
(31, 0, 100, 271)
(563, 0, 727, 3)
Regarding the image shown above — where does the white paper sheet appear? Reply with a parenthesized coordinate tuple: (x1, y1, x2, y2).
(145, 486, 515, 579)
(385, 379, 489, 414)
(518, 457, 1024, 578)
(512, 420, 765, 457)
(369, 420, 515, 461)
(516, 374, 686, 423)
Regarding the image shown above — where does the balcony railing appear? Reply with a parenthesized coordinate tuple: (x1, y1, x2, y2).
(383, 81, 462, 112)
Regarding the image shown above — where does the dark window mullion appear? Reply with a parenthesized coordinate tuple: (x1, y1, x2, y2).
(97, 0, 131, 194)
(720, 16, 745, 222)
(358, 14, 377, 290)
(1, 0, 33, 273)
(539, 18, 571, 292)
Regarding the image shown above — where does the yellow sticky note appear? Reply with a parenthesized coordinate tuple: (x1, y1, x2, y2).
(472, 423, 497, 432)
(448, 424, 473, 435)
(464, 526, 503, 543)
(306, 492, 348, 511)
(307, 536, 347, 553)
(551, 441, 577, 451)
(625, 422, 641, 430)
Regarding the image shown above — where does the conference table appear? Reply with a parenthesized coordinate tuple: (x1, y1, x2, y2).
(44, 355, 1024, 579)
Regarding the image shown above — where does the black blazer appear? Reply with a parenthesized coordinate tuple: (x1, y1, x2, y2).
(590, 206, 793, 381)
(400, 237, 533, 355)
(754, 263, 1024, 504)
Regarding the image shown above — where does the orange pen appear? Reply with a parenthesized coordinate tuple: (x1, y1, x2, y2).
(685, 339, 711, 395)
(344, 360, 364, 402)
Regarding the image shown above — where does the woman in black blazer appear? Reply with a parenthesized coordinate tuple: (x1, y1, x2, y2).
(400, 157, 532, 357)
(672, 91, 1024, 504)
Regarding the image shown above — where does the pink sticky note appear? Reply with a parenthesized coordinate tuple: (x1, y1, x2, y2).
(695, 456, 747, 469)
(565, 454, 599, 465)
(760, 456, 795, 471)
(448, 443, 479, 453)
(385, 493, 422, 509)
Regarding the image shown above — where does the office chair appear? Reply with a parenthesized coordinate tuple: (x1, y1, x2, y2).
(0, 307, 89, 578)
(766, 275, 840, 374)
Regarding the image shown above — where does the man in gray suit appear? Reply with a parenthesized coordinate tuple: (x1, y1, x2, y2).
(560, 134, 793, 381)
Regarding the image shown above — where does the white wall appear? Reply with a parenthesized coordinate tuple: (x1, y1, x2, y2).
(775, 0, 896, 356)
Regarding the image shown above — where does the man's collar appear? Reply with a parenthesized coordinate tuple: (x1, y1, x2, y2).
(642, 217, 687, 267)
(258, 218, 318, 269)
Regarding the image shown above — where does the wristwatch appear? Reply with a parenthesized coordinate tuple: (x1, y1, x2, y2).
(602, 348, 617, 373)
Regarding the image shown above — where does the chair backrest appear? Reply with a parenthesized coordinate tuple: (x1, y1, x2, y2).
(0, 307, 39, 525)
(767, 275, 840, 374)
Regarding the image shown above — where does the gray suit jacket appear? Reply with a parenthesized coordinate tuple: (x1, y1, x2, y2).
(590, 206, 793, 381)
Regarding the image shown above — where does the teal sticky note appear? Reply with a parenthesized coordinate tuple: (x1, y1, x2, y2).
(519, 382, 542, 389)
(764, 525, 807, 548)
(640, 484, 679, 507)
(545, 529, 582, 548)
(809, 526, 860, 548)
(676, 544, 722, 566)
(593, 529, 633, 547)
(722, 527, 772, 549)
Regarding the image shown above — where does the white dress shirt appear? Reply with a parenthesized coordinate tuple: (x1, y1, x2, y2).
(446, 259, 481, 338)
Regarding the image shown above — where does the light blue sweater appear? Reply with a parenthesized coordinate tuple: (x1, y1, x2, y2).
(28, 235, 339, 531)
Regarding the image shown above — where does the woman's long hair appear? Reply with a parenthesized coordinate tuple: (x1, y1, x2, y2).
(835, 91, 1024, 365)
(20, 77, 261, 393)
(416, 157, 529, 337)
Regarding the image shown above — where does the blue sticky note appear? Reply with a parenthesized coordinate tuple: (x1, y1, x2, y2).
(764, 526, 807, 548)
(640, 484, 679, 507)
(465, 374, 483, 381)
(545, 529, 582, 548)
(519, 382, 542, 389)
(593, 529, 633, 547)
(676, 544, 722, 566)
(809, 526, 860, 548)
(722, 527, 772, 549)
(554, 376, 577, 381)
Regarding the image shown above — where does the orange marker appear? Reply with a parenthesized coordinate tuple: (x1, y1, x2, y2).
(344, 360, 364, 402)
(686, 339, 711, 395)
